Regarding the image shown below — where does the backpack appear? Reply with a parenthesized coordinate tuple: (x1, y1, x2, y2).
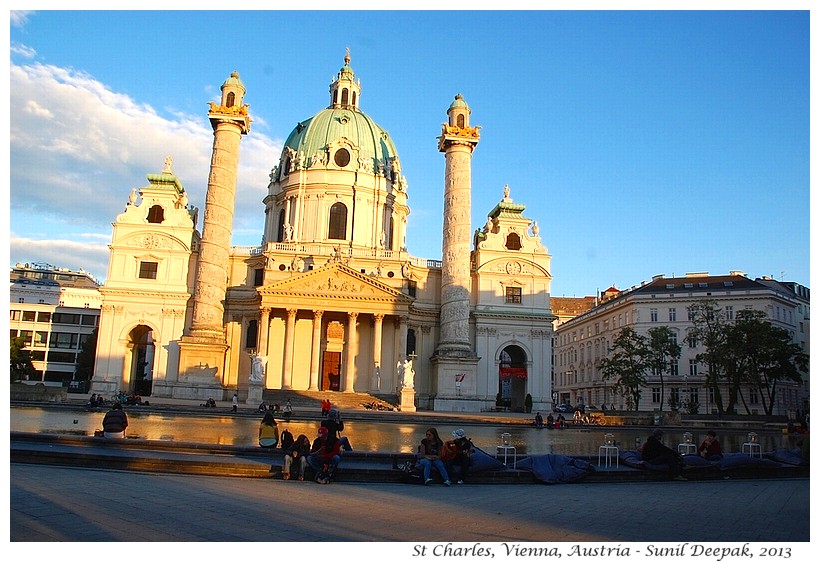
(280, 429, 294, 449)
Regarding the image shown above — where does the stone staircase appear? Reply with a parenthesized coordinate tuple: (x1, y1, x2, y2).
(260, 389, 397, 412)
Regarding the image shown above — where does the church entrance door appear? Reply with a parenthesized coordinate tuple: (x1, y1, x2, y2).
(321, 351, 341, 391)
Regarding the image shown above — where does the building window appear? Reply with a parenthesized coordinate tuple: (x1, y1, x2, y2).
(669, 360, 679, 377)
(688, 388, 699, 404)
(505, 286, 522, 304)
(22, 311, 36, 322)
(245, 320, 258, 349)
(650, 308, 658, 322)
(668, 308, 677, 322)
(334, 148, 351, 168)
(689, 359, 698, 377)
(10, 310, 21, 321)
(505, 233, 522, 251)
(50, 332, 78, 349)
(81, 315, 98, 327)
(34, 332, 48, 347)
(139, 261, 158, 280)
(328, 202, 348, 240)
(407, 280, 417, 298)
(652, 387, 661, 404)
(725, 305, 734, 320)
(226, 91, 235, 107)
(147, 205, 165, 224)
(253, 268, 264, 287)
(688, 335, 697, 348)
(52, 313, 81, 324)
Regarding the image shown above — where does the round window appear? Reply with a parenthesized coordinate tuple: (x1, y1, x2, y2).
(334, 148, 351, 167)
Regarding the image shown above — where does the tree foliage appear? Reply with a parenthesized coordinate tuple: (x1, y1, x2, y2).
(599, 327, 650, 411)
(685, 300, 729, 414)
(722, 310, 808, 416)
(10, 336, 36, 382)
(646, 326, 682, 413)
(74, 328, 98, 381)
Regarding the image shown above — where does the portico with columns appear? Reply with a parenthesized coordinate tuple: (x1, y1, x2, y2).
(241, 263, 413, 394)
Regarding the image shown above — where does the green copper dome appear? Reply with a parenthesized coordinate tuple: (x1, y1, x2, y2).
(279, 54, 400, 171)
(283, 107, 399, 168)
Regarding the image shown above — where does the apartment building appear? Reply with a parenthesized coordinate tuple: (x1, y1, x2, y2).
(9, 263, 102, 387)
(553, 272, 808, 417)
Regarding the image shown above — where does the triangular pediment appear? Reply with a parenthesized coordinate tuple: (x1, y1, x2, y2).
(258, 263, 412, 306)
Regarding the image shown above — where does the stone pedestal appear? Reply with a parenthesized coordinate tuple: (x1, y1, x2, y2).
(399, 387, 417, 412)
(247, 383, 263, 405)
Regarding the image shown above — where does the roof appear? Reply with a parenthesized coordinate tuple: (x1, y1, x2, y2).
(284, 107, 399, 167)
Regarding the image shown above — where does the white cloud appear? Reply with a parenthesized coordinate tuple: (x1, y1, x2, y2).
(10, 42, 36, 58)
(9, 11, 33, 28)
(9, 235, 110, 283)
(10, 61, 283, 277)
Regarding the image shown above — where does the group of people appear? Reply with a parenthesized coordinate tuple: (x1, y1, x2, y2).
(639, 428, 724, 481)
(533, 412, 566, 429)
(258, 404, 352, 484)
(416, 427, 473, 486)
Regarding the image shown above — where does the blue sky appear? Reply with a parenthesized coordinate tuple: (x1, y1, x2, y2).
(7, 8, 811, 297)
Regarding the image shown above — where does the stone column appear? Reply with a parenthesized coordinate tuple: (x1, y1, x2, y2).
(282, 308, 297, 389)
(372, 314, 384, 391)
(257, 308, 271, 358)
(431, 94, 481, 411)
(436, 94, 479, 358)
(344, 312, 358, 392)
(178, 72, 250, 386)
(309, 310, 324, 390)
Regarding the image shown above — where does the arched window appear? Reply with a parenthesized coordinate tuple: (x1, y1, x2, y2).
(226, 92, 235, 107)
(388, 216, 395, 250)
(147, 205, 164, 224)
(457, 114, 465, 128)
(341, 88, 349, 106)
(333, 89, 338, 105)
(245, 320, 258, 349)
(328, 203, 347, 240)
(406, 329, 416, 357)
(352, 91, 357, 107)
(277, 210, 286, 243)
(505, 232, 521, 250)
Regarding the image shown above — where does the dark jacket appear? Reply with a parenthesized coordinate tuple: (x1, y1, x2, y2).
(641, 435, 678, 462)
(102, 409, 128, 433)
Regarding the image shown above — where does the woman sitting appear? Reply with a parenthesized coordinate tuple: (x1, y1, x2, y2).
(282, 434, 311, 481)
(258, 412, 279, 448)
(417, 427, 451, 486)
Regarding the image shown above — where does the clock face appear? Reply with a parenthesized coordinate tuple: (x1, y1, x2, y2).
(506, 261, 521, 275)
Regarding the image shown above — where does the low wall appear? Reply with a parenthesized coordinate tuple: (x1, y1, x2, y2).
(10, 383, 68, 402)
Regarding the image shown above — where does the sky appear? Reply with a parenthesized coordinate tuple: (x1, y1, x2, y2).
(6, 6, 812, 298)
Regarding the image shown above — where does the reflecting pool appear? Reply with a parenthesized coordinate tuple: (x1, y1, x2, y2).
(10, 405, 793, 456)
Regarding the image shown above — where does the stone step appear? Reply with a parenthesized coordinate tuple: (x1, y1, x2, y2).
(259, 389, 397, 412)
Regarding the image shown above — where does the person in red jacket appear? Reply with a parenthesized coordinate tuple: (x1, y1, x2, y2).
(307, 427, 342, 483)
(698, 430, 723, 461)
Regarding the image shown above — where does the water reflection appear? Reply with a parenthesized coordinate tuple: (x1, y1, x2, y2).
(10, 406, 794, 456)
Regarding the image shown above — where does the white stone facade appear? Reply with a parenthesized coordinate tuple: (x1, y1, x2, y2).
(90, 58, 555, 412)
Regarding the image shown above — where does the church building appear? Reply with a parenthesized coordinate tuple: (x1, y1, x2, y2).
(90, 54, 556, 412)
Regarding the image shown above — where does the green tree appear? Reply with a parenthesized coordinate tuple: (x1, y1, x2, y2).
(10, 336, 36, 382)
(685, 300, 729, 415)
(599, 327, 650, 411)
(646, 326, 682, 413)
(74, 328, 98, 382)
(725, 310, 808, 416)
